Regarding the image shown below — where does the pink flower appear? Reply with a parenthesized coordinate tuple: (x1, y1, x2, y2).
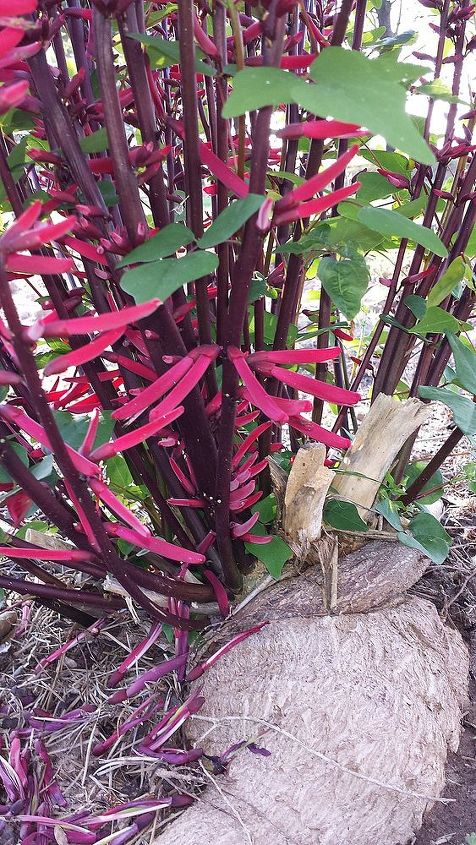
(289, 415, 351, 450)
(0, 79, 28, 115)
(187, 623, 267, 681)
(149, 346, 220, 421)
(251, 359, 360, 406)
(273, 183, 360, 226)
(37, 299, 161, 339)
(105, 522, 205, 565)
(89, 478, 150, 538)
(232, 421, 271, 469)
(248, 347, 340, 366)
(0, 404, 100, 477)
(199, 142, 249, 198)
(112, 354, 195, 422)
(0, 202, 75, 254)
(277, 119, 364, 140)
(44, 327, 125, 376)
(228, 346, 288, 424)
(6, 254, 74, 276)
(0, 545, 94, 561)
(276, 144, 360, 212)
(90, 406, 185, 461)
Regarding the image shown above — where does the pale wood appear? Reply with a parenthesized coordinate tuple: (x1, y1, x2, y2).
(331, 395, 429, 516)
(284, 443, 335, 555)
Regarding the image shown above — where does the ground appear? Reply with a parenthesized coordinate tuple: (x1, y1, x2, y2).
(0, 340, 475, 841)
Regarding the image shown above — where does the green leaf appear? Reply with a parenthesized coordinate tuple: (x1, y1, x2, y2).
(317, 253, 369, 320)
(252, 309, 297, 347)
(325, 216, 385, 253)
(399, 512, 451, 565)
(356, 172, 395, 204)
(404, 294, 427, 319)
(118, 224, 195, 267)
(53, 411, 114, 451)
(394, 195, 427, 219)
(374, 498, 403, 531)
(251, 494, 277, 525)
(244, 526, 293, 579)
(105, 456, 135, 490)
(79, 127, 109, 154)
(446, 334, 476, 395)
(0, 443, 28, 484)
(427, 257, 466, 307)
(120, 251, 219, 304)
(375, 30, 417, 51)
(197, 194, 264, 249)
(463, 462, 476, 494)
(323, 499, 369, 532)
(359, 149, 410, 175)
(129, 33, 216, 77)
(97, 180, 119, 207)
(290, 47, 435, 165)
(409, 305, 460, 336)
(416, 80, 463, 104)
(248, 275, 267, 303)
(357, 206, 447, 257)
(222, 67, 296, 118)
(418, 386, 476, 435)
(31, 454, 55, 482)
(465, 224, 476, 258)
(404, 461, 444, 504)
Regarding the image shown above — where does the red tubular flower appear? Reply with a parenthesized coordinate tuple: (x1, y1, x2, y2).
(89, 478, 150, 538)
(105, 522, 205, 564)
(228, 346, 288, 424)
(199, 142, 249, 198)
(242, 20, 262, 43)
(231, 511, 260, 538)
(202, 568, 229, 616)
(112, 354, 195, 422)
(248, 346, 340, 366)
(90, 406, 185, 461)
(332, 328, 354, 341)
(169, 455, 195, 496)
(6, 490, 31, 527)
(0, 29, 25, 58)
(103, 352, 156, 383)
(277, 119, 364, 140)
(377, 168, 410, 190)
(246, 54, 316, 69)
(186, 623, 267, 682)
(37, 299, 161, 339)
(232, 421, 272, 470)
(62, 236, 109, 265)
(289, 415, 351, 450)
(79, 407, 100, 456)
(0, 79, 28, 114)
(0, 405, 101, 477)
(0, 205, 75, 254)
(149, 346, 220, 421)
(0, 0, 36, 14)
(273, 183, 360, 226)
(44, 327, 125, 376)
(167, 497, 206, 508)
(6, 254, 74, 276)
(251, 359, 360, 406)
(193, 14, 220, 59)
(276, 144, 360, 212)
(0, 370, 21, 384)
(0, 545, 94, 561)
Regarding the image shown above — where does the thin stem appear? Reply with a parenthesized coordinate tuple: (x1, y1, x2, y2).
(400, 426, 465, 506)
